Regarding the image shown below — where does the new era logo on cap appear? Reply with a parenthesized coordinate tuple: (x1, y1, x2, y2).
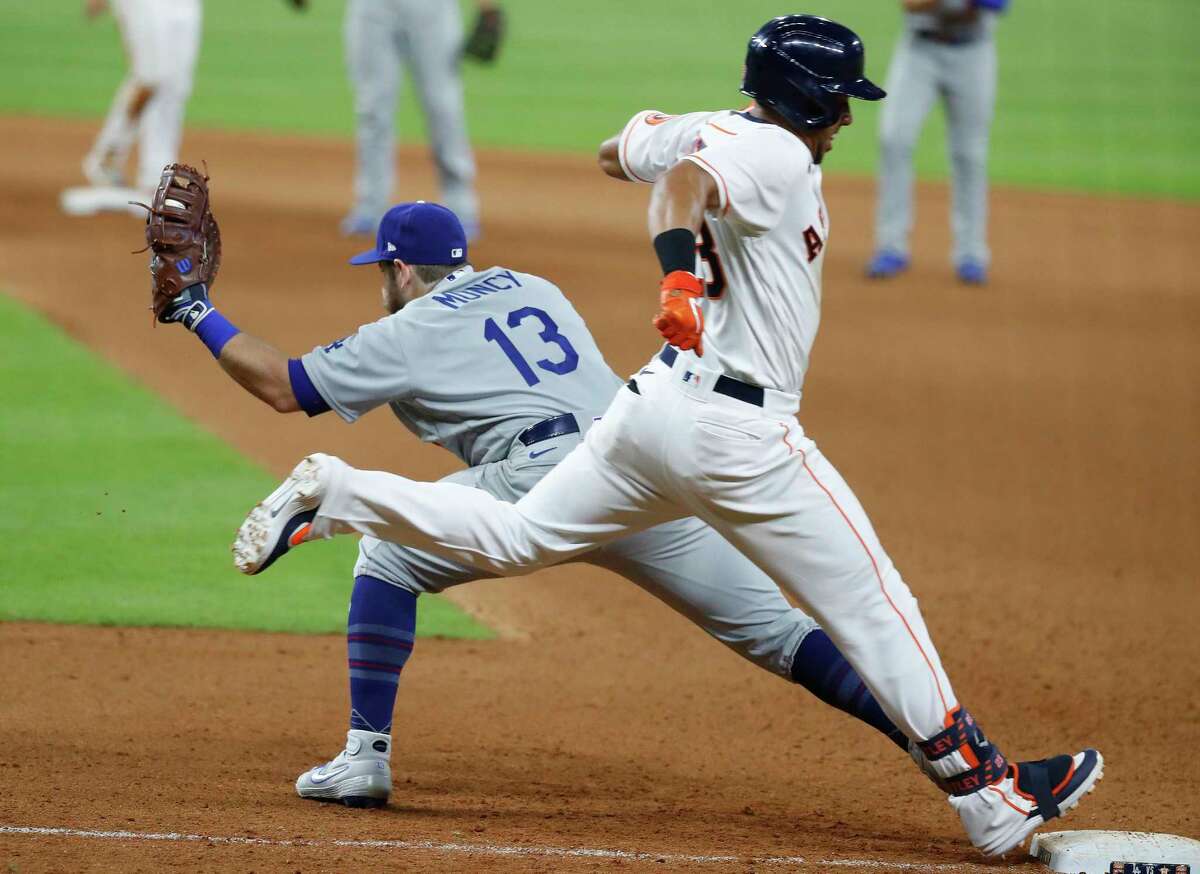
(386, 242, 397, 252)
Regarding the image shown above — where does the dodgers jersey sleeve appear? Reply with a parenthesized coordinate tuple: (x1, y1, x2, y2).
(300, 316, 414, 423)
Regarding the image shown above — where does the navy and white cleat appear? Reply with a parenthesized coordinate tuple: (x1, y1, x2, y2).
(952, 748, 1104, 857)
(339, 212, 379, 237)
(296, 730, 391, 808)
(232, 455, 326, 575)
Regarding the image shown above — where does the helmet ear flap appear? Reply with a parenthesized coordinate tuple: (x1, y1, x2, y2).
(761, 77, 841, 131)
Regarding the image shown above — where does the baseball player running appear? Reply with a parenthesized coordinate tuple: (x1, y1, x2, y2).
(61, 0, 203, 217)
(239, 16, 1103, 856)
(866, 0, 1008, 285)
(139, 180, 919, 806)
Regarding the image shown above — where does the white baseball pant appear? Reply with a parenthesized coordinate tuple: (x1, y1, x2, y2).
(89, 0, 202, 189)
(311, 350, 960, 742)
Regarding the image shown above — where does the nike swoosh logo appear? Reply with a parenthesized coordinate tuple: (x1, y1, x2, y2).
(268, 484, 296, 518)
(528, 447, 556, 459)
(308, 764, 350, 785)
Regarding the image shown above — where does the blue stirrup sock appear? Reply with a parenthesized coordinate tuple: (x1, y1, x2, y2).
(790, 629, 908, 750)
(347, 575, 417, 734)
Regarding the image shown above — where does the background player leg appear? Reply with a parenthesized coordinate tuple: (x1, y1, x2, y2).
(133, 0, 201, 192)
(869, 33, 940, 277)
(343, 0, 403, 234)
(83, 77, 144, 186)
(401, 0, 480, 236)
(944, 38, 997, 283)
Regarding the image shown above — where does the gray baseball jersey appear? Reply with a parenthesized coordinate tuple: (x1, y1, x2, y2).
(874, 1, 999, 267)
(297, 265, 817, 679)
(301, 266, 623, 467)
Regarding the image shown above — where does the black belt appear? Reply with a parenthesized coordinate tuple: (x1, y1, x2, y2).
(517, 413, 580, 446)
(915, 29, 978, 45)
(657, 345, 765, 407)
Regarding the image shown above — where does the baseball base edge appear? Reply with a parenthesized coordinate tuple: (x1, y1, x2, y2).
(1030, 830, 1200, 873)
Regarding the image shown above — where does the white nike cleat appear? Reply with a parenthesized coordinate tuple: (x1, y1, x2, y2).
(952, 748, 1104, 857)
(232, 455, 327, 575)
(296, 730, 391, 808)
(59, 184, 152, 217)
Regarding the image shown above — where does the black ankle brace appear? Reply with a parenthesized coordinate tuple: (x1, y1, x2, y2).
(917, 707, 1009, 796)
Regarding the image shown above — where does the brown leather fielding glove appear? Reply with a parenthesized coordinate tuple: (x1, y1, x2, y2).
(139, 163, 221, 322)
(463, 6, 504, 63)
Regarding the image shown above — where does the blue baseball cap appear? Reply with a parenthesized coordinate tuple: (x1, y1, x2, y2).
(348, 202, 468, 266)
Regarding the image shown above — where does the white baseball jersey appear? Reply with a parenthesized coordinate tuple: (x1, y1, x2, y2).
(618, 109, 829, 396)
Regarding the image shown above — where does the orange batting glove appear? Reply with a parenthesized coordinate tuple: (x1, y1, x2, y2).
(653, 270, 705, 356)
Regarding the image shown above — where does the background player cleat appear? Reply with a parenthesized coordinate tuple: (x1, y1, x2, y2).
(339, 211, 380, 238)
(957, 258, 988, 285)
(866, 249, 910, 279)
(60, 185, 153, 218)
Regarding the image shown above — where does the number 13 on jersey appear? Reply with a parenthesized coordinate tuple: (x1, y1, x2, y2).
(484, 307, 579, 387)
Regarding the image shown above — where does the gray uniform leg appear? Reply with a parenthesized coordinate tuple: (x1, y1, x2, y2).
(943, 39, 996, 267)
(398, 0, 479, 230)
(874, 33, 941, 258)
(354, 449, 814, 679)
(344, 0, 403, 222)
(590, 518, 815, 679)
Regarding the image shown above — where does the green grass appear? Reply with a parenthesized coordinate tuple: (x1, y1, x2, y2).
(0, 293, 490, 638)
(0, 1, 1197, 198)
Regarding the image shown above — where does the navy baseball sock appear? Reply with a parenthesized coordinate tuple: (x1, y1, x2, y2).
(347, 574, 417, 734)
(790, 629, 908, 750)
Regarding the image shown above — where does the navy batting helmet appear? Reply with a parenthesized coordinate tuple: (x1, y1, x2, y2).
(741, 15, 885, 131)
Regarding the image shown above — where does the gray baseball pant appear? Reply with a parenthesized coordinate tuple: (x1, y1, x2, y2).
(873, 33, 996, 267)
(344, 0, 479, 226)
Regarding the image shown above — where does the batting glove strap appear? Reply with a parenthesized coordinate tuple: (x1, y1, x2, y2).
(658, 270, 704, 302)
(159, 282, 212, 328)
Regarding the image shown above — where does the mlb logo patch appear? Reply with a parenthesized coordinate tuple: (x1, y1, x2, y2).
(682, 369, 701, 387)
(451, 247, 463, 258)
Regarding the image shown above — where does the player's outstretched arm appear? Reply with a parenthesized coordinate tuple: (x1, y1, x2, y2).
(646, 161, 719, 355)
(596, 136, 630, 181)
(156, 282, 303, 414)
(217, 333, 300, 413)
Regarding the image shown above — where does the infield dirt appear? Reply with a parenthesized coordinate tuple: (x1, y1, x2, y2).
(0, 116, 1197, 872)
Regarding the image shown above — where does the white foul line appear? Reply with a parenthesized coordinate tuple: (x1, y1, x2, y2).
(0, 824, 994, 871)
